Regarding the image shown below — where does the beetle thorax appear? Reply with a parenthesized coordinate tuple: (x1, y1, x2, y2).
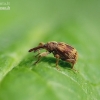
(46, 42, 58, 52)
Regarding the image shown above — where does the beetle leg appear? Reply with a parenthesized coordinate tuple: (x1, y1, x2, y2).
(34, 55, 41, 65)
(54, 54, 60, 70)
(34, 50, 40, 57)
(34, 52, 49, 65)
(66, 59, 78, 72)
(66, 59, 76, 68)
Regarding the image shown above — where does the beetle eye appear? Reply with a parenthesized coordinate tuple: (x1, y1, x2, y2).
(52, 43, 54, 44)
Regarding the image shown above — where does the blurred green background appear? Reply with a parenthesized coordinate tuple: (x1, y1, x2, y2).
(0, 0, 100, 100)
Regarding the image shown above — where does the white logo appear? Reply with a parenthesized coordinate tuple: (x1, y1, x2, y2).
(0, 2, 10, 10)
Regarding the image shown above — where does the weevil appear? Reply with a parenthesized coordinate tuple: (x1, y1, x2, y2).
(28, 41, 78, 69)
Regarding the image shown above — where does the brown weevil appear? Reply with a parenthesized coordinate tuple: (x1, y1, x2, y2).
(28, 41, 78, 70)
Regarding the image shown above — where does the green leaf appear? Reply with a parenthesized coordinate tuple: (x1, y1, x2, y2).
(0, 0, 100, 100)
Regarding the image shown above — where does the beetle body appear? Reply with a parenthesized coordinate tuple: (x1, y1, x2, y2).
(29, 41, 78, 69)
